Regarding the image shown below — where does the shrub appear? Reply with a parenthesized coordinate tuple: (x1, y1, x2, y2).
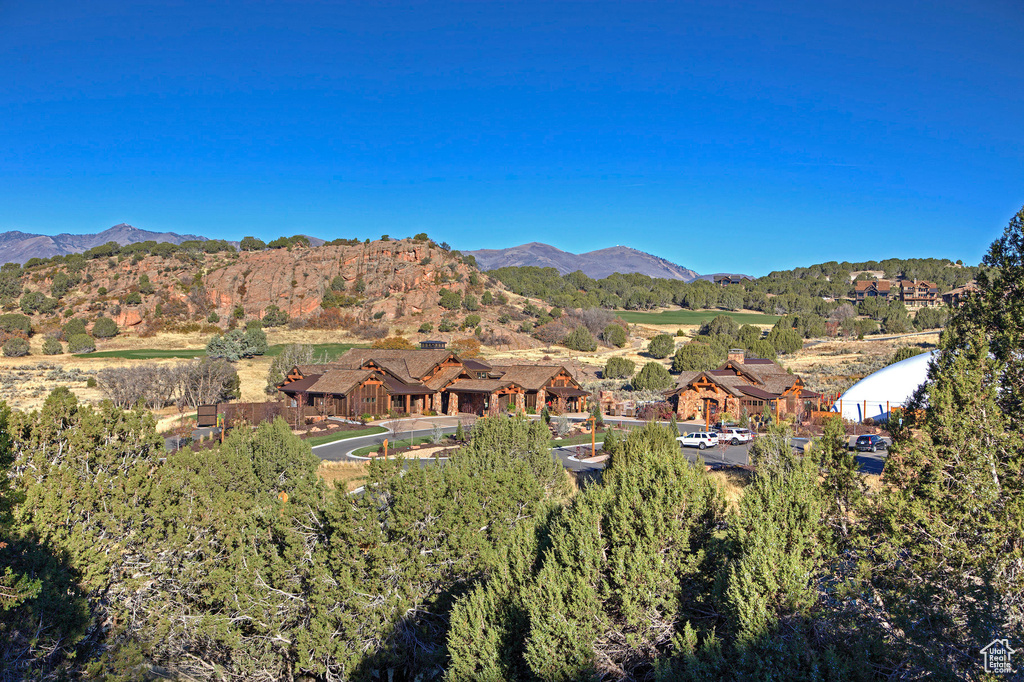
(125, 292, 142, 305)
(463, 314, 481, 328)
(41, 336, 63, 355)
(438, 318, 457, 332)
(481, 291, 493, 305)
(563, 326, 597, 352)
(207, 312, 220, 323)
(97, 287, 108, 296)
(261, 304, 289, 327)
(2, 337, 29, 357)
(68, 334, 96, 353)
(92, 317, 119, 338)
(86, 376, 97, 387)
(699, 314, 740, 337)
(603, 356, 636, 379)
(137, 273, 155, 295)
(371, 336, 416, 350)
(63, 318, 87, 338)
(50, 271, 74, 299)
(672, 342, 724, 372)
(602, 323, 627, 348)
(913, 305, 948, 330)
(450, 338, 482, 358)
(889, 346, 924, 365)
(233, 305, 245, 319)
(205, 328, 268, 360)
(647, 333, 676, 358)
(0, 313, 32, 335)
(632, 361, 673, 391)
(439, 288, 462, 310)
(463, 294, 479, 311)
(497, 313, 510, 324)
(240, 236, 266, 251)
(418, 323, 434, 333)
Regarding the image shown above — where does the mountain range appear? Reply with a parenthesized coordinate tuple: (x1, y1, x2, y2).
(2, 224, 706, 281)
(466, 242, 700, 281)
(0, 224, 206, 264)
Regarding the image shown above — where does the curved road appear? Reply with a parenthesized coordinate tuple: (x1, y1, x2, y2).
(312, 417, 887, 476)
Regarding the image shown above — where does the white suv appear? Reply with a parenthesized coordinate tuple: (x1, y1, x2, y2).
(678, 431, 720, 450)
(717, 427, 753, 445)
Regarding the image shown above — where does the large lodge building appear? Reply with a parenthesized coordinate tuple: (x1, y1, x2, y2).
(665, 349, 821, 422)
(277, 346, 589, 418)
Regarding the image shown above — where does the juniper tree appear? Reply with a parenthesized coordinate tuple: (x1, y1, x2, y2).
(863, 207, 1024, 677)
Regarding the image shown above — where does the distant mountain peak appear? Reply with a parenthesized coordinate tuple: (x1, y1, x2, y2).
(466, 243, 699, 281)
(0, 224, 208, 264)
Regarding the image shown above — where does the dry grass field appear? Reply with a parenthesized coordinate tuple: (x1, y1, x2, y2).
(317, 460, 370, 492)
(780, 333, 939, 395)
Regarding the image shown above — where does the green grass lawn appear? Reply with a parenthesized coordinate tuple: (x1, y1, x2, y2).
(616, 309, 780, 326)
(77, 342, 367, 360)
(351, 435, 437, 457)
(306, 425, 388, 447)
(549, 432, 609, 449)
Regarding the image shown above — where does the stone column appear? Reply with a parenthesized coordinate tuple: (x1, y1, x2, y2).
(515, 392, 525, 413)
(448, 393, 459, 416)
(536, 388, 546, 410)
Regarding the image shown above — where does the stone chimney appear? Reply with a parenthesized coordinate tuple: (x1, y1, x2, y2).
(727, 348, 746, 364)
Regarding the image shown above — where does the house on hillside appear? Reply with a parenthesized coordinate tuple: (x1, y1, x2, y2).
(896, 279, 939, 307)
(713, 275, 753, 287)
(855, 277, 939, 307)
(854, 279, 893, 302)
(277, 349, 590, 419)
(665, 349, 820, 422)
(941, 281, 977, 307)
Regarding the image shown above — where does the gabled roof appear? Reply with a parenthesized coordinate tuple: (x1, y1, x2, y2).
(854, 279, 892, 292)
(278, 374, 321, 392)
(488, 364, 579, 391)
(447, 378, 520, 393)
(424, 365, 463, 391)
(672, 362, 800, 400)
(305, 369, 378, 396)
(332, 348, 459, 381)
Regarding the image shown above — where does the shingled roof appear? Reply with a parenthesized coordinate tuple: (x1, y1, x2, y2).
(305, 369, 378, 396)
(332, 348, 458, 381)
(487, 364, 577, 391)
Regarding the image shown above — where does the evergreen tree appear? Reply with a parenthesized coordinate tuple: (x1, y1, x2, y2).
(647, 333, 676, 358)
(632, 361, 673, 391)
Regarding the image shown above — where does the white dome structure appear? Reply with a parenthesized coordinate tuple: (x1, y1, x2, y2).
(833, 350, 936, 422)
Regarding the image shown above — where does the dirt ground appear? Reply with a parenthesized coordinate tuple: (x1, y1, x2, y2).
(1, 320, 937, 416)
(779, 333, 939, 395)
(317, 461, 370, 492)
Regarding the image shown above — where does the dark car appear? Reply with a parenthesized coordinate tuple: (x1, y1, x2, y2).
(855, 435, 888, 452)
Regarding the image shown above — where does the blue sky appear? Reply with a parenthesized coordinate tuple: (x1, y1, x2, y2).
(1, 0, 1022, 276)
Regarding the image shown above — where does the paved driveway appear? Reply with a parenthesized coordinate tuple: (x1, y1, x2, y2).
(312, 416, 887, 476)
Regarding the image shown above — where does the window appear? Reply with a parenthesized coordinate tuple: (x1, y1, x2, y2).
(363, 397, 376, 404)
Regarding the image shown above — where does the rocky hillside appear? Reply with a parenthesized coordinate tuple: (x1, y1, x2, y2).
(4, 238, 555, 350)
(0, 224, 208, 264)
(467, 242, 699, 280)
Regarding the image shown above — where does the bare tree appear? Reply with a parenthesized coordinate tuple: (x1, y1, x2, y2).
(175, 358, 240, 408)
